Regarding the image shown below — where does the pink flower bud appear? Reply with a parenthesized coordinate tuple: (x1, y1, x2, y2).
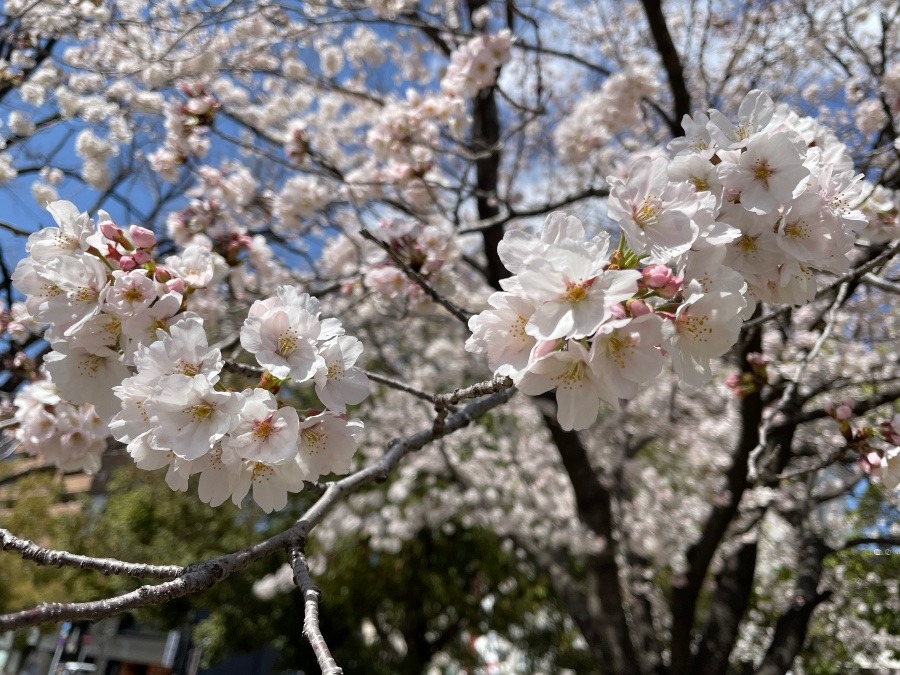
(119, 255, 137, 272)
(835, 404, 853, 421)
(99, 221, 122, 240)
(132, 249, 151, 264)
(724, 372, 742, 390)
(628, 299, 651, 316)
(859, 451, 883, 475)
(165, 277, 186, 294)
(641, 264, 682, 298)
(154, 266, 173, 283)
(747, 352, 768, 367)
(609, 303, 627, 320)
(641, 264, 672, 286)
(129, 225, 157, 249)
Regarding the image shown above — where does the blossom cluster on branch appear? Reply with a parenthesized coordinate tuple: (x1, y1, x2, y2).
(9, 201, 369, 512)
(467, 90, 874, 431)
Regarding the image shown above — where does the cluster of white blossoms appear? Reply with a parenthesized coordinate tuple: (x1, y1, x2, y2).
(10, 201, 369, 511)
(468, 90, 877, 431)
(148, 81, 220, 182)
(554, 67, 661, 164)
(665, 90, 869, 305)
(13, 378, 107, 473)
(440, 30, 513, 99)
(359, 219, 472, 312)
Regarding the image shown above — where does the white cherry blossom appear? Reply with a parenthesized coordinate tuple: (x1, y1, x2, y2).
(313, 336, 370, 412)
(516, 341, 616, 431)
(222, 389, 301, 464)
(147, 374, 243, 460)
(607, 156, 701, 261)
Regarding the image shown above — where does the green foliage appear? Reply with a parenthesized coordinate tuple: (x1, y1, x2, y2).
(0, 473, 73, 615)
(3, 464, 593, 672)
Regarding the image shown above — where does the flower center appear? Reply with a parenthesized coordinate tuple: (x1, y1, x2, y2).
(633, 196, 662, 229)
(276, 332, 298, 357)
(251, 462, 274, 482)
(189, 402, 215, 421)
(253, 416, 276, 440)
(738, 235, 757, 253)
(782, 219, 807, 240)
(123, 287, 144, 302)
(605, 335, 634, 369)
(556, 361, 587, 390)
(753, 159, 773, 186)
(564, 278, 594, 304)
(677, 312, 712, 342)
(301, 426, 326, 454)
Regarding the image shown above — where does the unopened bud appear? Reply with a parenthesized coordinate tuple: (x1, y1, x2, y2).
(641, 264, 683, 298)
(132, 249, 151, 264)
(119, 255, 137, 272)
(609, 303, 627, 320)
(861, 451, 883, 473)
(99, 221, 122, 240)
(154, 266, 173, 283)
(628, 299, 651, 316)
(531, 339, 559, 360)
(835, 404, 853, 421)
(165, 277, 186, 294)
(129, 225, 157, 249)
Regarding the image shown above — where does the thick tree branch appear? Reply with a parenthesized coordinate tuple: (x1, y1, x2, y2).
(640, 0, 691, 136)
(0, 387, 516, 630)
(754, 534, 832, 675)
(689, 541, 759, 675)
(670, 326, 764, 673)
(540, 406, 642, 675)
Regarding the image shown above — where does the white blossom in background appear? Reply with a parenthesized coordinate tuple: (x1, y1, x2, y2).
(12, 378, 107, 473)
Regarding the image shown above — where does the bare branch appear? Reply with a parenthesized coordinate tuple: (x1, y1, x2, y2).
(0, 219, 31, 237)
(0, 528, 184, 579)
(287, 539, 343, 675)
(0, 387, 516, 630)
(457, 186, 611, 234)
(359, 228, 473, 324)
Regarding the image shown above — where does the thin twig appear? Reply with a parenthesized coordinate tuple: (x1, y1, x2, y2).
(0, 528, 184, 579)
(365, 370, 436, 403)
(359, 228, 472, 324)
(0, 219, 31, 237)
(432, 376, 514, 435)
(748, 282, 852, 482)
(287, 539, 343, 675)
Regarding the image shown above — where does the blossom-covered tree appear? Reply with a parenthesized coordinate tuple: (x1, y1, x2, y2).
(1, 0, 899, 672)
